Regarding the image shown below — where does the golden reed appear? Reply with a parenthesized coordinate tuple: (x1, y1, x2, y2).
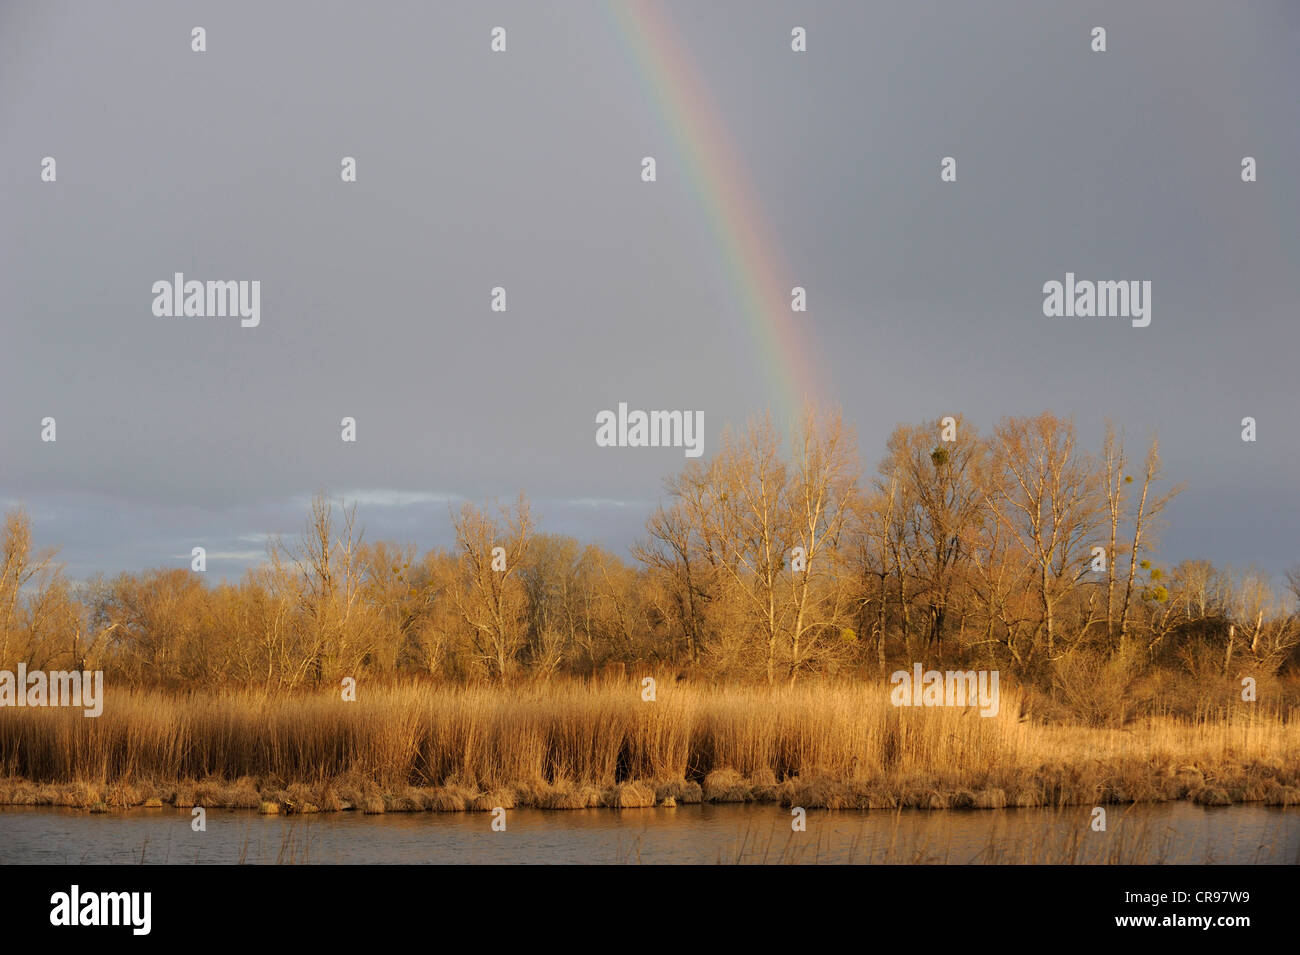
(0, 680, 1296, 813)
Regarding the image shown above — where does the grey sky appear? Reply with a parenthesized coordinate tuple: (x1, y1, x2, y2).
(2, 1, 1297, 581)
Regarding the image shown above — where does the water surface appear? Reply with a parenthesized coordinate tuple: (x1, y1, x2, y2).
(1, 802, 1296, 864)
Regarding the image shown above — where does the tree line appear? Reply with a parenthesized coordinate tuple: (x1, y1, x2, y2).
(3, 408, 1298, 693)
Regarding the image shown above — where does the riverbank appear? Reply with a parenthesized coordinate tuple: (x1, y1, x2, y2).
(1, 681, 1296, 814)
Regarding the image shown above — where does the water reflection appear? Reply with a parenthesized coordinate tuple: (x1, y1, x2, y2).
(1, 802, 1296, 865)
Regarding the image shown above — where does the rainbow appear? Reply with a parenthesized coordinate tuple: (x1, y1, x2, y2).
(607, 0, 825, 429)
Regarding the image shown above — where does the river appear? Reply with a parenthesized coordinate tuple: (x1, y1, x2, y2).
(2, 802, 1297, 864)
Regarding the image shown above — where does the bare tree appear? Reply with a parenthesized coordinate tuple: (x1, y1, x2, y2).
(270, 492, 373, 686)
(852, 478, 900, 673)
(783, 407, 859, 682)
(703, 414, 792, 683)
(0, 508, 62, 669)
(449, 494, 533, 681)
(878, 416, 986, 650)
(1118, 438, 1183, 641)
(1226, 566, 1298, 674)
(1101, 421, 1127, 642)
(634, 464, 718, 667)
(986, 414, 1105, 658)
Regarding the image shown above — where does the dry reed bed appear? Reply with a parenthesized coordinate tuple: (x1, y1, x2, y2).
(0, 681, 1297, 813)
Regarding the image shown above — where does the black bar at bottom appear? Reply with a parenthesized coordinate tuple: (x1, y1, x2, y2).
(0, 863, 1290, 944)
